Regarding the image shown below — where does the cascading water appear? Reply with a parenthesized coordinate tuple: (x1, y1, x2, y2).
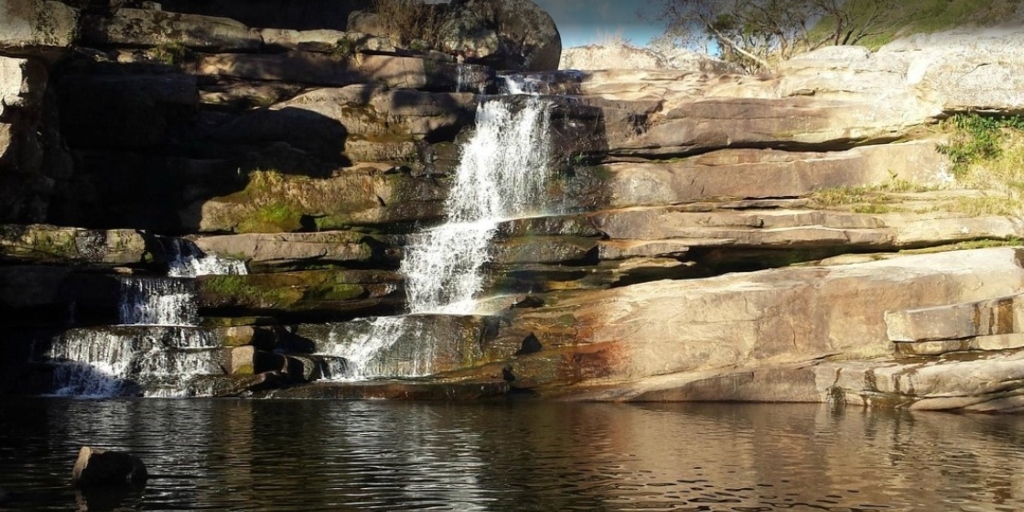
(48, 327, 222, 397)
(118, 277, 198, 326)
(167, 238, 248, 278)
(46, 239, 248, 397)
(325, 84, 555, 379)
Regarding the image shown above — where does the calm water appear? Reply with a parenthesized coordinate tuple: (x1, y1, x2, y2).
(1, 399, 1023, 511)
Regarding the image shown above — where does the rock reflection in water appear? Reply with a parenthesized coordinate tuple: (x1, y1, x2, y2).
(2, 400, 1024, 511)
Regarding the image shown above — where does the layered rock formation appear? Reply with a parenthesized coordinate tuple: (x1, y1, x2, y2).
(3, 1, 1024, 411)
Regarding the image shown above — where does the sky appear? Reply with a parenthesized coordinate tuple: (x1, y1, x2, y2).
(531, 0, 668, 48)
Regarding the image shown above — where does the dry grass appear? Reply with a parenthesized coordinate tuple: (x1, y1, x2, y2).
(372, 0, 444, 47)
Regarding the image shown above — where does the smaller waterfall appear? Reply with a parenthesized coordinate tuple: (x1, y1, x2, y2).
(119, 277, 198, 326)
(48, 327, 221, 397)
(48, 237, 248, 397)
(167, 238, 248, 278)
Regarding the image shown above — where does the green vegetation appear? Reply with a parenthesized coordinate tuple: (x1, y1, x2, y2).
(818, 0, 1022, 49)
(812, 171, 933, 211)
(202, 273, 368, 310)
(331, 37, 357, 58)
(937, 113, 1024, 217)
(937, 114, 1024, 178)
(151, 41, 193, 66)
(648, 0, 1021, 70)
(238, 202, 303, 233)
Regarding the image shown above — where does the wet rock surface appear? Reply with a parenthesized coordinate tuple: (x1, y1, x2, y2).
(3, 2, 1024, 411)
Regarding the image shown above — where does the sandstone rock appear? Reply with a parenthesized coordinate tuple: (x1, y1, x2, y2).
(571, 142, 948, 210)
(606, 97, 939, 157)
(72, 446, 148, 487)
(198, 79, 303, 109)
(821, 351, 1024, 412)
(0, 0, 79, 58)
(193, 231, 399, 270)
(260, 28, 396, 54)
(0, 55, 50, 222)
(191, 168, 446, 233)
(0, 224, 149, 266)
(894, 333, 1024, 357)
(197, 52, 474, 91)
(222, 345, 256, 375)
(490, 236, 597, 265)
(500, 248, 1024, 394)
(780, 25, 1024, 112)
(82, 9, 261, 51)
(197, 270, 404, 320)
(455, 0, 561, 71)
(587, 205, 1020, 253)
(886, 293, 1024, 342)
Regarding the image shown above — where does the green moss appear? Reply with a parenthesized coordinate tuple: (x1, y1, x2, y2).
(232, 364, 255, 376)
(302, 283, 366, 302)
(332, 37, 357, 58)
(238, 202, 303, 233)
(150, 41, 193, 66)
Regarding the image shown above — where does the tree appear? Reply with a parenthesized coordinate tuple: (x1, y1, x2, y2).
(647, 0, 904, 72)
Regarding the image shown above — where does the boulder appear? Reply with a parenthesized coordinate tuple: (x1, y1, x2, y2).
(81, 8, 262, 52)
(0, 0, 79, 59)
(71, 446, 148, 487)
(452, 0, 561, 71)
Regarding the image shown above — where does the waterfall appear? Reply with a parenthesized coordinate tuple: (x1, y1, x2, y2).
(167, 238, 248, 278)
(325, 91, 555, 379)
(48, 238, 248, 397)
(118, 277, 198, 326)
(48, 327, 221, 397)
(404, 97, 553, 314)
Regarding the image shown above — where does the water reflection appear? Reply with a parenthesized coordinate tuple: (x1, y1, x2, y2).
(1, 399, 1023, 511)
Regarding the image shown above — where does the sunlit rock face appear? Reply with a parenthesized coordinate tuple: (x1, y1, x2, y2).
(6, 1, 1024, 410)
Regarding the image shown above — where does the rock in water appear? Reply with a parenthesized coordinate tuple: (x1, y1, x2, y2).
(71, 446, 148, 487)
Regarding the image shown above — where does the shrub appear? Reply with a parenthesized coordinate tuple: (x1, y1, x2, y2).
(372, 0, 443, 48)
(937, 113, 1024, 217)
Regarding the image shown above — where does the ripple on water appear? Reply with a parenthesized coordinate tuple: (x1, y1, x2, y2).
(1, 400, 1023, 511)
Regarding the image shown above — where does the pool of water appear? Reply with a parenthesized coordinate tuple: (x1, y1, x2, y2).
(1, 398, 1022, 511)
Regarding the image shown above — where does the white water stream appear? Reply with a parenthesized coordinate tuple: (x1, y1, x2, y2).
(326, 93, 554, 379)
(49, 240, 248, 396)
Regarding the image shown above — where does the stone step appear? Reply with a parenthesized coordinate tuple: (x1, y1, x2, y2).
(894, 333, 1024, 357)
(818, 352, 1024, 412)
(885, 293, 1024, 342)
